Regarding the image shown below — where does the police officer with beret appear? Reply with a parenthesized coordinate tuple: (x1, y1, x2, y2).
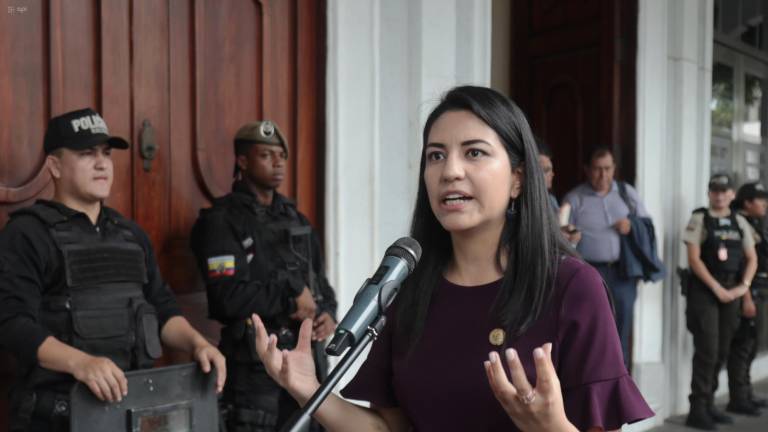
(728, 181, 768, 416)
(0, 108, 226, 431)
(682, 173, 757, 429)
(191, 120, 337, 432)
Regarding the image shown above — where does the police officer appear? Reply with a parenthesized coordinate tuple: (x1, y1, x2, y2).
(191, 120, 337, 432)
(682, 173, 757, 430)
(0, 108, 226, 431)
(728, 182, 768, 415)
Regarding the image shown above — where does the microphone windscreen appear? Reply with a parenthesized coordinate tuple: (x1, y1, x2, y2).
(385, 237, 422, 272)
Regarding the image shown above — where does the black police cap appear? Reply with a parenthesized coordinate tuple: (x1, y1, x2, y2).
(736, 182, 768, 203)
(43, 108, 129, 154)
(708, 173, 734, 192)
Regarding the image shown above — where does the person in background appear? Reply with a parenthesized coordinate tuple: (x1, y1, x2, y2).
(727, 181, 768, 416)
(681, 173, 756, 429)
(536, 139, 580, 246)
(536, 138, 559, 213)
(562, 147, 650, 368)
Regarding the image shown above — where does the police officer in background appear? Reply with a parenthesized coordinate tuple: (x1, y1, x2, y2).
(0, 108, 226, 431)
(728, 182, 768, 415)
(191, 120, 337, 432)
(682, 173, 757, 430)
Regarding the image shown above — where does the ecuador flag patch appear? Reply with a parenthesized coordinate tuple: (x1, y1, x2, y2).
(207, 255, 235, 278)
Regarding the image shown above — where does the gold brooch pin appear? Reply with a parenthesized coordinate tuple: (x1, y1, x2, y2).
(489, 328, 506, 346)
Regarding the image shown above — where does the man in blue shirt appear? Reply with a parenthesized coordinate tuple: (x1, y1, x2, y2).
(563, 147, 649, 368)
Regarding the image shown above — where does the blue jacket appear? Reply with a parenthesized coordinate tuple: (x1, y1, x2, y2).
(619, 215, 666, 282)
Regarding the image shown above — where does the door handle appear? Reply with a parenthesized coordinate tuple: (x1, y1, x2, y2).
(140, 119, 157, 172)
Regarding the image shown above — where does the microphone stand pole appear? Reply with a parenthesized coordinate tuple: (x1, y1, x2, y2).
(280, 315, 387, 432)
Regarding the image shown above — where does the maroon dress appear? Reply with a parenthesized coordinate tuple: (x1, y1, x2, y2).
(341, 256, 654, 431)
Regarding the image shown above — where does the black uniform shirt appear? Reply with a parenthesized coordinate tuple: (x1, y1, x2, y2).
(191, 182, 337, 326)
(0, 200, 182, 366)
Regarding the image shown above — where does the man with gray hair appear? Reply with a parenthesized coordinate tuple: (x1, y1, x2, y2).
(563, 147, 649, 368)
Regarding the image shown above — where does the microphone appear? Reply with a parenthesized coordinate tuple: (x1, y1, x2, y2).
(325, 237, 421, 356)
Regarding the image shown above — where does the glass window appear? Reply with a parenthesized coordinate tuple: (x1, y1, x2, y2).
(714, 0, 720, 32)
(712, 62, 735, 136)
(715, 0, 768, 54)
(743, 73, 764, 141)
(719, 0, 741, 36)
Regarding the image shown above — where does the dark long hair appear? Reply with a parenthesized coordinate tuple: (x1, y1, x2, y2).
(396, 86, 576, 350)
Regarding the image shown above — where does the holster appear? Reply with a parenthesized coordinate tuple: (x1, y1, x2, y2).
(245, 319, 258, 362)
(678, 267, 691, 297)
(220, 320, 253, 362)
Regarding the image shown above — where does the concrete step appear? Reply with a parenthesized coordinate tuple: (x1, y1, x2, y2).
(646, 379, 768, 432)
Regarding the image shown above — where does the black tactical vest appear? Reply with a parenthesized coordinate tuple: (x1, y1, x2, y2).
(206, 192, 317, 360)
(223, 191, 318, 302)
(12, 204, 162, 388)
(697, 208, 744, 279)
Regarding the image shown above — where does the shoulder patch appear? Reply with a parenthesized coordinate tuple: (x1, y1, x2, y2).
(207, 255, 235, 278)
(686, 213, 703, 232)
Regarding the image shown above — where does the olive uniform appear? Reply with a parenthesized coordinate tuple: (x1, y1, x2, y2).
(191, 182, 337, 432)
(682, 205, 755, 427)
(0, 201, 181, 431)
(728, 182, 768, 414)
(727, 213, 767, 411)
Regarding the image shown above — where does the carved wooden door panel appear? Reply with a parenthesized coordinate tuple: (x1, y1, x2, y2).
(139, 0, 325, 295)
(511, 0, 637, 197)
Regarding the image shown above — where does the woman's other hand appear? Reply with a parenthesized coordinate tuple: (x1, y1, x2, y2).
(484, 343, 577, 432)
(252, 313, 320, 404)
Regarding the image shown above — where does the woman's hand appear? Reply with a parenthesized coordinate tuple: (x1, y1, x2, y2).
(484, 343, 577, 432)
(251, 313, 320, 404)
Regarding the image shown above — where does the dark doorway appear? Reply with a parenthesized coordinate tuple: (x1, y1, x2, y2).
(506, 0, 638, 199)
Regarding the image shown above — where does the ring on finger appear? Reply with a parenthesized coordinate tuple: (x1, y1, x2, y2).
(518, 388, 537, 405)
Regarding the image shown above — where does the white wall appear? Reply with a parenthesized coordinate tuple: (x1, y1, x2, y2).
(632, 1, 714, 428)
(325, 0, 491, 388)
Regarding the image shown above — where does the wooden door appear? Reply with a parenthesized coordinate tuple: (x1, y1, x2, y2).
(0, 1, 325, 429)
(510, 0, 637, 198)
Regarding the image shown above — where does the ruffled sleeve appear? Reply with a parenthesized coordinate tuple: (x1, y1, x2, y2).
(556, 262, 654, 430)
(339, 308, 398, 407)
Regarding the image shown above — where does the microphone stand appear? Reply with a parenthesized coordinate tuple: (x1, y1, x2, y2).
(280, 315, 387, 432)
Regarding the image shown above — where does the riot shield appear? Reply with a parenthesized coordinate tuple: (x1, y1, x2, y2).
(70, 363, 218, 432)
(677, 266, 691, 296)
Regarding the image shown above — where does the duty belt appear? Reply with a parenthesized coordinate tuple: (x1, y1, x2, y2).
(711, 272, 739, 286)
